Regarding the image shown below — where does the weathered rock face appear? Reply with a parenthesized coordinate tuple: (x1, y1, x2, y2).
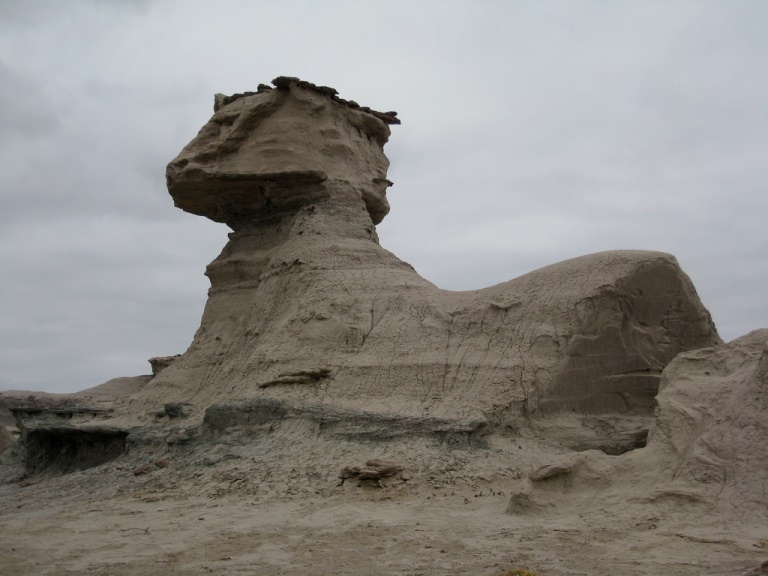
(133, 77, 721, 426)
(647, 329, 768, 520)
(166, 77, 398, 228)
(513, 329, 768, 525)
(0, 425, 14, 455)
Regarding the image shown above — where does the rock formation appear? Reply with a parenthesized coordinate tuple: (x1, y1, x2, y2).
(134, 77, 719, 425)
(512, 329, 768, 527)
(647, 329, 768, 521)
(8, 77, 721, 470)
(0, 425, 14, 455)
(4, 78, 765, 576)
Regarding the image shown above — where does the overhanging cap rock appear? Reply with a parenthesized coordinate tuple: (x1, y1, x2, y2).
(167, 77, 399, 227)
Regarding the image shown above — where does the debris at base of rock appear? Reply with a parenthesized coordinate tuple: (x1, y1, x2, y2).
(163, 403, 187, 418)
(528, 459, 577, 482)
(338, 459, 405, 488)
(741, 559, 768, 576)
(506, 491, 549, 515)
(150, 402, 189, 419)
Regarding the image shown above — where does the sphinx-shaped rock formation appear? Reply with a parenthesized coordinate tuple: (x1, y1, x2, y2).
(5, 78, 722, 474)
(127, 77, 720, 432)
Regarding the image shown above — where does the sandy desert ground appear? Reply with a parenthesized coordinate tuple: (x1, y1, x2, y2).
(2, 427, 766, 576)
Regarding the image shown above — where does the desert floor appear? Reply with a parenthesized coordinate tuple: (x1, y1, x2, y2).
(1, 433, 765, 576)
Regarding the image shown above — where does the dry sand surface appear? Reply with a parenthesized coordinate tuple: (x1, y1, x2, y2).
(2, 430, 766, 576)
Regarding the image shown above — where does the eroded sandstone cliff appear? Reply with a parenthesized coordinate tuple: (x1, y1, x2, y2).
(134, 77, 720, 426)
(512, 329, 768, 529)
(7, 77, 721, 471)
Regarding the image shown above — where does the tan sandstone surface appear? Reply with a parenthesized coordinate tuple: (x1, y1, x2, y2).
(2, 330, 767, 575)
(1, 78, 765, 575)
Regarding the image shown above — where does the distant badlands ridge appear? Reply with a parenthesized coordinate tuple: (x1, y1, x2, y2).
(3, 77, 758, 480)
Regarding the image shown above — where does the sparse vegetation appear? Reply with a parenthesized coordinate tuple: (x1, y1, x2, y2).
(497, 570, 539, 576)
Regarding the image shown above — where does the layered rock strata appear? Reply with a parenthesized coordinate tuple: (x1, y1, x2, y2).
(7, 77, 721, 471)
(134, 77, 720, 426)
(648, 329, 768, 520)
(512, 329, 768, 525)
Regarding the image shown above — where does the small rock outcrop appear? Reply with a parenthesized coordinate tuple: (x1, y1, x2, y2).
(509, 329, 768, 525)
(648, 329, 768, 521)
(0, 425, 14, 455)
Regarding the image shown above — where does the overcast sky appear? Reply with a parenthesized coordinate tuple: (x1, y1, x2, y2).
(1, 0, 766, 393)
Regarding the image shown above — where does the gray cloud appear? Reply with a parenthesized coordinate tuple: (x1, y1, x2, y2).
(1, 0, 766, 392)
